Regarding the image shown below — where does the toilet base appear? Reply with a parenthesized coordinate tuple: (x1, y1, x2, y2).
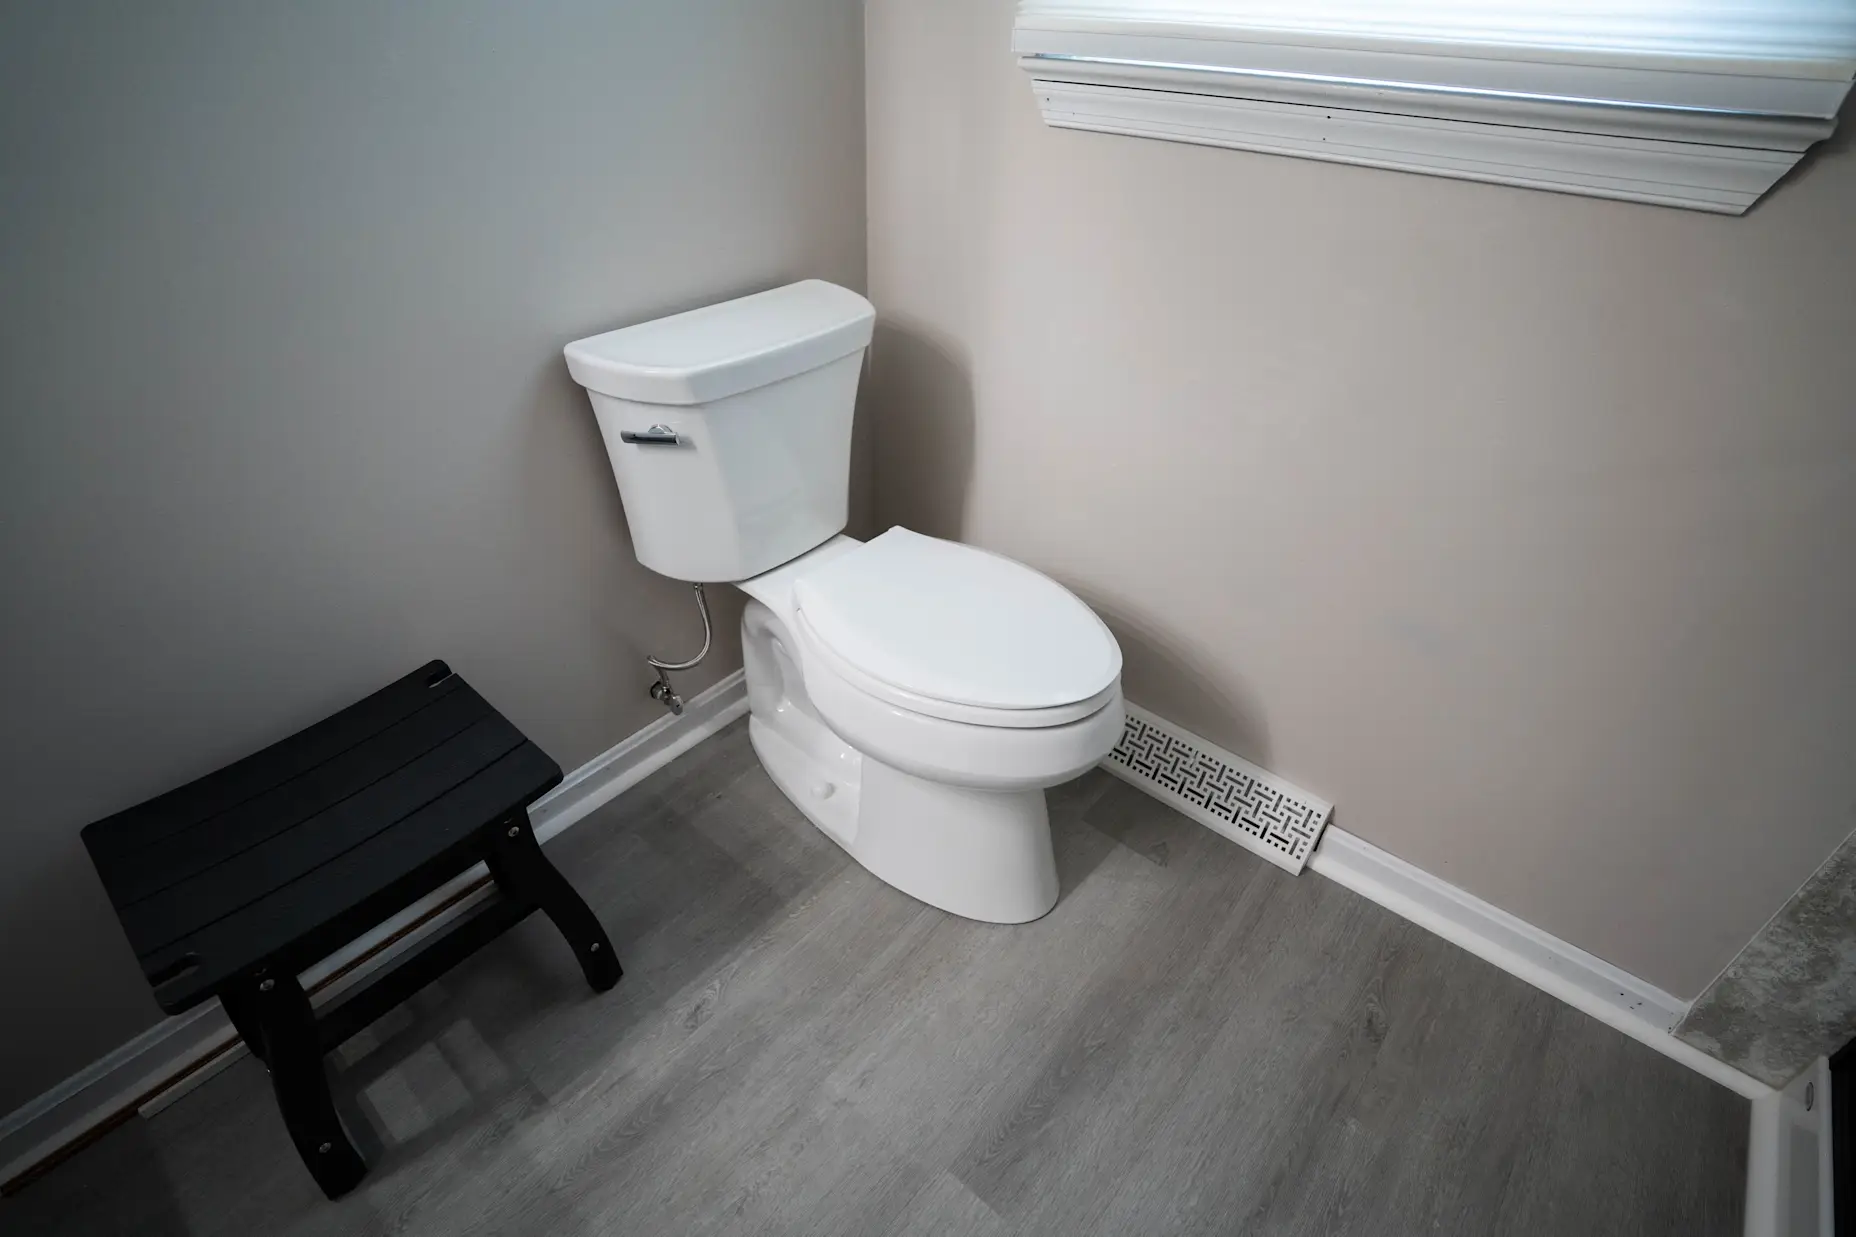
(742, 600, 1061, 925)
(749, 716, 1060, 925)
(855, 758, 1059, 923)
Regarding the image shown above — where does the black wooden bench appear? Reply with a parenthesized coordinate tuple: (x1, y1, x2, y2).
(80, 661, 620, 1198)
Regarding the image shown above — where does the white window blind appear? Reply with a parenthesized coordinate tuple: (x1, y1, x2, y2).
(1013, 1, 1856, 212)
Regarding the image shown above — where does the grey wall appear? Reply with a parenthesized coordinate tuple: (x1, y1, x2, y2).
(0, 0, 864, 1117)
(865, 0, 1856, 999)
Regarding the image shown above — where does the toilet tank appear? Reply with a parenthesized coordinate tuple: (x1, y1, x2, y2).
(564, 280, 876, 583)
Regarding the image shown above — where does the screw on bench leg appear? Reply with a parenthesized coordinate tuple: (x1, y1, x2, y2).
(239, 973, 366, 1198)
(486, 815, 622, 992)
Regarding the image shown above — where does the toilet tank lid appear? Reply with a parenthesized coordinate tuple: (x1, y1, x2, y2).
(563, 280, 875, 406)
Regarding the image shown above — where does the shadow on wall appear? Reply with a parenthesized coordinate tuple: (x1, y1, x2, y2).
(0, 841, 158, 1095)
(866, 321, 975, 542)
(867, 319, 1277, 776)
(1087, 597, 1275, 775)
(6, 1110, 193, 1236)
(516, 339, 751, 713)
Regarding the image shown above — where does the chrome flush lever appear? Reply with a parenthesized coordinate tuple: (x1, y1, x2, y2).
(620, 424, 686, 446)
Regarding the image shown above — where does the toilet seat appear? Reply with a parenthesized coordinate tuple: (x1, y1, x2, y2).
(791, 528, 1123, 728)
(796, 610, 1119, 728)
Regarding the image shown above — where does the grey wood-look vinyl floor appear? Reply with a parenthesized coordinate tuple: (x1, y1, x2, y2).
(8, 720, 1746, 1236)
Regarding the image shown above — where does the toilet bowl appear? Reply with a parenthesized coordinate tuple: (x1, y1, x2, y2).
(563, 280, 1123, 923)
(737, 529, 1124, 923)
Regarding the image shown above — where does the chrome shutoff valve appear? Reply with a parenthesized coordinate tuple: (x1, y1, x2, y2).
(645, 583, 710, 716)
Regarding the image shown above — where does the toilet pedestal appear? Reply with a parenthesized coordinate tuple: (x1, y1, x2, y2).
(743, 600, 1065, 925)
(855, 760, 1058, 924)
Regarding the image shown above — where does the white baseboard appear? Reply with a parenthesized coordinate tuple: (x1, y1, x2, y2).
(1100, 703, 1771, 1102)
(7, 678, 1784, 1221)
(1307, 827, 1767, 1099)
(0, 670, 748, 1190)
(525, 668, 748, 847)
(1743, 1056, 1835, 1237)
(1103, 706, 1785, 1228)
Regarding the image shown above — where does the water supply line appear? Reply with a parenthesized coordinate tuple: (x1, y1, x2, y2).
(646, 583, 711, 715)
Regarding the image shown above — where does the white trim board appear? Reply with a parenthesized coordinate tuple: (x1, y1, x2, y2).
(1307, 828, 1766, 1098)
(1104, 700, 1792, 1229)
(1103, 705, 1787, 1230)
(1028, 79, 1796, 215)
(1744, 1056, 1835, 1237)
(1100, 702, 1771, 1102)
(1012, 18, 1851, 214)
(1309, 827, 1691, 1031)
(5, 676, 1785, 1211)
(0, 670, 749, 1191)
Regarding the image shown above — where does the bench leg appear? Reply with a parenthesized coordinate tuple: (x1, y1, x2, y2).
(487, 814, 622, 992)
(220, 988, 268, 1068)
(230, 973, 367, 1199)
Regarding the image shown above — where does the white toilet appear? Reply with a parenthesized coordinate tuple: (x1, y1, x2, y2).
(564, 280, 1124, 923)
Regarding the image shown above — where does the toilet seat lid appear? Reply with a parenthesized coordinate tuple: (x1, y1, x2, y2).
(792, 528, 1122, 711)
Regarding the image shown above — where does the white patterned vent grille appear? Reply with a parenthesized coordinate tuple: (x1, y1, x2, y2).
(1104, 706, 1332, 874)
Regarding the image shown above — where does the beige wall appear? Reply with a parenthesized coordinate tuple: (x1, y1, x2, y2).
(865, 0, 1856, 998)
(0, 0, 864, 1116)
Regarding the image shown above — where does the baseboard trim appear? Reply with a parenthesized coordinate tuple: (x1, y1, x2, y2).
(526, 669, 749, 846)
(1307, 827, 1766, 1099)
(0, 670, 749, 1193)
(6, 679, 1777, 1209)
(1308, 828, 1691, 1031)
(1101, 702, 1771, 1102)
(1743, 1056, 1834, 1237)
